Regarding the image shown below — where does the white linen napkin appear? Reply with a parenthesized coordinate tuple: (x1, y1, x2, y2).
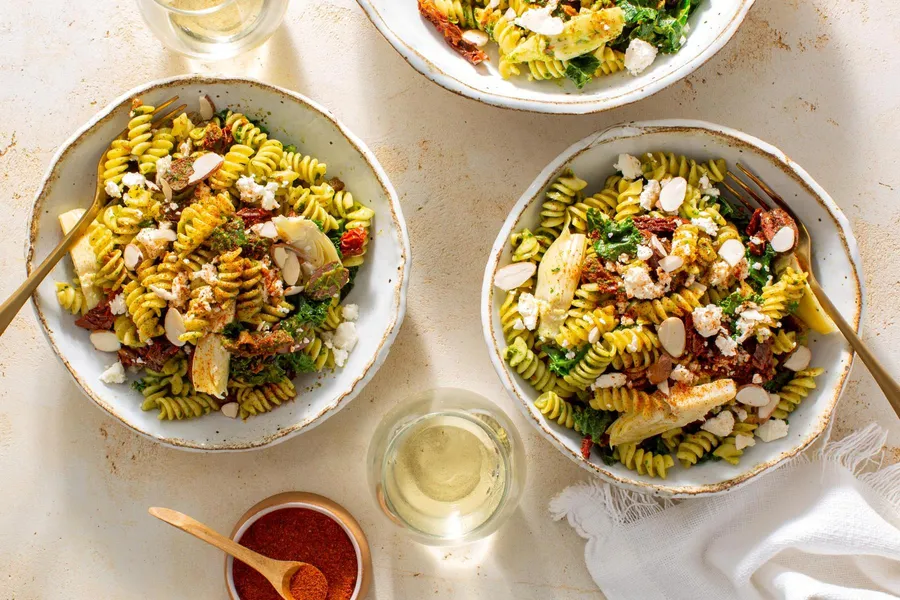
(550, 424, 900, 600)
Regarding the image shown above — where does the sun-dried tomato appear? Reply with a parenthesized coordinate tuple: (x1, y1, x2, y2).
(746, 208, 763, 237)
(75, 299, 115, 331)
(224, 330, 294, 357)
(327, 177, 345, 192)
(747, 238, 767, 256)
(117, 338, 181, 372)
(632, 215, 683, 235)
(750, 339, 776, 382)
(199, 122, 233, 153)
(418, 0, 488, 65)
(580, 436, 593, 460)
(236, 207, 274, 228)
(760, 208, 798, 250)
(682, 314, 710, 359)
(339, 227, 368, 258)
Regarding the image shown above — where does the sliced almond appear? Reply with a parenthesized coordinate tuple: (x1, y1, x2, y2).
(735, 434, 756, 451)
(281, 252, 301, 286)
(199, 94, 216, 121)
(736, 384, 770, 407)
(160, 177, 173, 203)
(271, 245, 291, 270)
(150, 228, 177, 242)
(657, 317, 686, 358)
(123, 244, 143, 270)
(657, 379, 670, 396)
(461, 29, 489, 47)
(90, 331, 121, 353)
(770, 226, 796, 253)
(251, 221, 279, 239)
(658, 177, 687, 212)
(688, 281, 708, 296)
(221, 402, 239, 419)
(782, 345, 811, 371)
(494, 262, 537, 291)
(284, 285, 305, 297)
(658, 254, 683, 273)
(587, 326, 601, 345)
(759, 392, 780, 420)
(187, 153, 225, 185)
(718, 238, 745, 267)
(649, 234, 668, 257)
(164, 308, 188, 347)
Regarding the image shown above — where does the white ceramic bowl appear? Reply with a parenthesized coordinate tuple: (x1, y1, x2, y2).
(27, 75, 411, 451)
(482, 121, 863, 496)
(357, 0, 755, 114)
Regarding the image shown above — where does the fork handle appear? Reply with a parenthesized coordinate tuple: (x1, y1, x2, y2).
(0, 202, 101, 336)
(808, 279, 900, 417)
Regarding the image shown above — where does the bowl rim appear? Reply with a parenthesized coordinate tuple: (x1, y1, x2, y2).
(355, 0, 757, 115)
(481, 119, 864, 496)
(25, 74, 411, 452)
(224, 494, 370, 600)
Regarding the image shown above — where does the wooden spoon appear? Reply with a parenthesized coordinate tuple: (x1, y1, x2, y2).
(149, 507, 327, 600)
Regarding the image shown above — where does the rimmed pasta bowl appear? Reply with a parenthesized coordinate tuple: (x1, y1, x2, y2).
(481, 120, 862, 496)
(27, 75, 411, 451)
(357, 0, 755, 115)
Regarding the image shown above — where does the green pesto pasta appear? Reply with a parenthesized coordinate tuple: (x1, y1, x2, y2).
(500, 151, 830, 478)
(61, 95, 374, 422)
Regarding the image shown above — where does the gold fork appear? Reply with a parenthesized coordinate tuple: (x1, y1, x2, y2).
(0, 96, 186, 336)
(723, 164, 900, 416)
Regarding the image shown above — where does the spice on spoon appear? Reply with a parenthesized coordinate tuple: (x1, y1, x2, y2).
(289, 564, 328, 600)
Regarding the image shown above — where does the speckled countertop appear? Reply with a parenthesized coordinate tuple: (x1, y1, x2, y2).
(1, 1, 898, 598)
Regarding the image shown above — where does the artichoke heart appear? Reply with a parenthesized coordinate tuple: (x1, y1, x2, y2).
(272, 215, 340, 269)
(505, 35, 549, 64)
(774, 253, 837, 335)
(548, 7, 625, 62)
(535, 228, 586, 339)
(608, 380, 737, 446)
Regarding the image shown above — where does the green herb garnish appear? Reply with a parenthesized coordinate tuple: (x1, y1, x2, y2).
(572, 406, 617, 443)
(764, 368, 794, 393)
(565, 53, 602, 89)
(591, 215, 643, 261)
(745, 243, 776, 291)
(208, 217, 248, 253)
(717, 291, 764, 317)
(544, 345, 590, 377)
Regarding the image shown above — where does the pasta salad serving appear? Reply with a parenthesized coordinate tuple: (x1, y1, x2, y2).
(56, 95, 374, 421)
(494, 152, 836, 479)
(417, 0, 702, 88)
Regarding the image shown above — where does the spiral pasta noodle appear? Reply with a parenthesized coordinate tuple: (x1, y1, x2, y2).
(234, 378, 296, 419)
(771, 368, 823, 420)
(534, 391, 578, 430)
(55, 282, 86, 315)
(615, 443, 675, 479)
(676, 430, 721, 468)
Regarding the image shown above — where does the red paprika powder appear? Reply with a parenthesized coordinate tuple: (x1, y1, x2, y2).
(233, 508, 358, 600)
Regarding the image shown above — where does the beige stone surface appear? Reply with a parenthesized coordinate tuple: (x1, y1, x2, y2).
(1, 0, 899, 598)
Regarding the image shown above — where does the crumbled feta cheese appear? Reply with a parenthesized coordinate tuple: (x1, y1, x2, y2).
(670, 364, 695, 383)
(565, 350, 576, 360)
(691, 217, 719, 236)
(592, 373, 628, 389)
(707, 261, 731, 288)
(512, 318, 526, 331)
(756, 419, 790, 442)
(716, 334, 738, 356)
(504, 7, 516, 19)
(588, 327, 601, 344)
(624, 38, 658, 75)
(639, 179, 661, 210)
(735, 434, 756, 451)
(623, 265, 666, 299)
(749, 236, 764, 246)
(109, 293, 127, 315)
(135, 227, 176, 260)
(698, 174, 721, 197)
(636, 245, 653, 261)
(122, 172, 148, 188)
(155, 156, 172, 186)
(701, 410, 735, 437)
(614, 154, 643, 180)
(692, 305, 723, 338)
(99, 361, 126, 384)
(333, 347, 349, 367)
(105, 180, 122, 198)
(342, 304, 359, 321)
(333, 322, 358, 352)
(752, 262, 762, 270)
(193, 262, 219, 286)
(733, 258, 750, 281)
(517, 293, 540, 331)
(514, 1, 564, 36)
(752, 373, 763, 384)
(236, 175, 280, 210)
(170, 272, 190, 308)
(733, 406, 748, 422)
(734, 305, 772, 342)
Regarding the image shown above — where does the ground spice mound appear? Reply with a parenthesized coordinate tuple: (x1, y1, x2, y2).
(233, 508, 358, 600)
(289, 564, 328, 600)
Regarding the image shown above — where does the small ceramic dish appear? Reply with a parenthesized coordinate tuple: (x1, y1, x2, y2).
(481, 120, 863, 496)
(356, 0, 755, 114)
(225, 492, 372, 600)
(27, 75, 411, 451)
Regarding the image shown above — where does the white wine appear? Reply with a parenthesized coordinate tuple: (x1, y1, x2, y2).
(381, 414, 508, 539)
(159, 0, 268, 43)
